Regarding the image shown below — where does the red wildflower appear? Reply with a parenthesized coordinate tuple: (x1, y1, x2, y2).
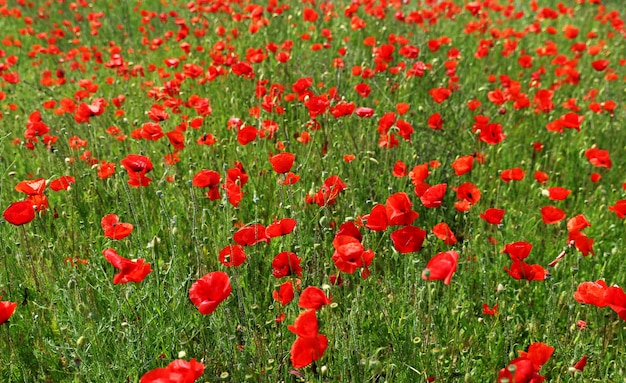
(482, 303, 498, 316)
(392, 160, 407, 177)
(585, 148, 612, 168)
(451, 155, 474, 176)
(3, 200, 36, 226)
(502, 241, 533, 261)
(120, 154, 153, 187)
(0, 297, 18, 325)
(266, 218, 297, 238)
(189, 271, 232, 315)
(192, 170, 221, 200)
(572, 355, 587, 373)
(15, 178, 46, 195)
(567, 214, 591, 233)
(501, 168, 525, 182)
(219, 245, 247, 267)
(604, 285, 626, 321)
(608, 200, 626, 219)
(364, 204, 388, 232)
(420, 184, 447, 209)
(298, 286, 331, 310)
(103, 248, 152, 284)
(422, 250, 459, 285)
(140, 358, 205, 383)
(541, 205, 566, 224)
(331, 235, 374, 276)
(429, 87, 451, 103)
(480, 208, 505, 225)
(498, 342, 554, 383)
(547, 187, 571, 200)
(288, 310, 328, 368)
(456, 182, 481, 205)
(101, 214, 134, 240)
(272, 252, 302, 278)
(269, 152, 295, 174)
(574, 280, 608, 307)
(504, 260, 547, 281)
(49, 176, 75, 191)
(390, 226, 427, 253)
(234, 224, 268, 246)
(432, 222, 457, 245)
(385, 192, 418, 226)
(273, 281, 295, 306)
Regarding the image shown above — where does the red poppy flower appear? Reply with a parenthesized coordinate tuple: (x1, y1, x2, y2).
(101, 214, 134, 240)
(282, 172, 301, 185)
(534, 171, 549, 184)
(49, 176, 75, 191)
(456, 182, 481, 205)
(541, 205, 566, 224)
(585, 148, 612, 168)
(140, 358, 205, 383)
(498, 342, 553, 383)
(189, 271, 232, 315)
(269, 152, 295, 174)
(604, 285, 626, 321)
(572, 355, 587, 373)
(266, 218, 297, 238)
(103, 248, 152, 284)
(390, 226, 427, 253)
(121, 154, 153, 187)
(273, 281, 295, 306)
(219, 244, 247, 267)
(288, 310, 328, 368)
(547, 187, 571, 200)
(331, 235, 374, 275)
(590, 173, 601, 183)
(500, 168, 525, 182)
(504, 260, 547, 281)
(432, 222, 457, 245)
(422, 250, 458, 285)
(574, 280, 608, 307)
(272, 252, 302, 278)
(428, 87, 451, 103)
(567, 214, 591, 233)
(609, 200, 626, 219)
(569, 231, 595, 257)
(307, 175, 346, 206)
(427, 112, 443, 130)
(451, 155, 474, 176)
(3, 200, 36, 226)
(355, 107, 374, 117)
(502, 241, 532, 261)
(591, 59, 609, 71)
(478, 123, 506, 145)
(385, 192, 418, 226)
(392, 160, 407, 177)
(299, 286, 331, 310)
(233, 224, 268, 246)
(192, 169, 221, 200)
(332, 220, 358, 238)
(15, 178, 46, 195)
(0, 297, 18, 325)
(480, 208, 505, 225)
(364, 204, 388, 232)
(420, 184, 447, 209)
(559, 112, 584, 131)
(482, 303, 498, 316)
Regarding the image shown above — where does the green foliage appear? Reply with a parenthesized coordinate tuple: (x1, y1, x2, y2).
(1, 0, 625, 382)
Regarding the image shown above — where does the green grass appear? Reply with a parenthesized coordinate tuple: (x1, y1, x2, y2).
(1, 0, 625, 381)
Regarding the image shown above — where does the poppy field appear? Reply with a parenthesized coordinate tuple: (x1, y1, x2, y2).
(1, 0, 625, 381)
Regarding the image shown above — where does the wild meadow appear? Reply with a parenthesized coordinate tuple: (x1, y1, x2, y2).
(0, 0, 625, 381)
